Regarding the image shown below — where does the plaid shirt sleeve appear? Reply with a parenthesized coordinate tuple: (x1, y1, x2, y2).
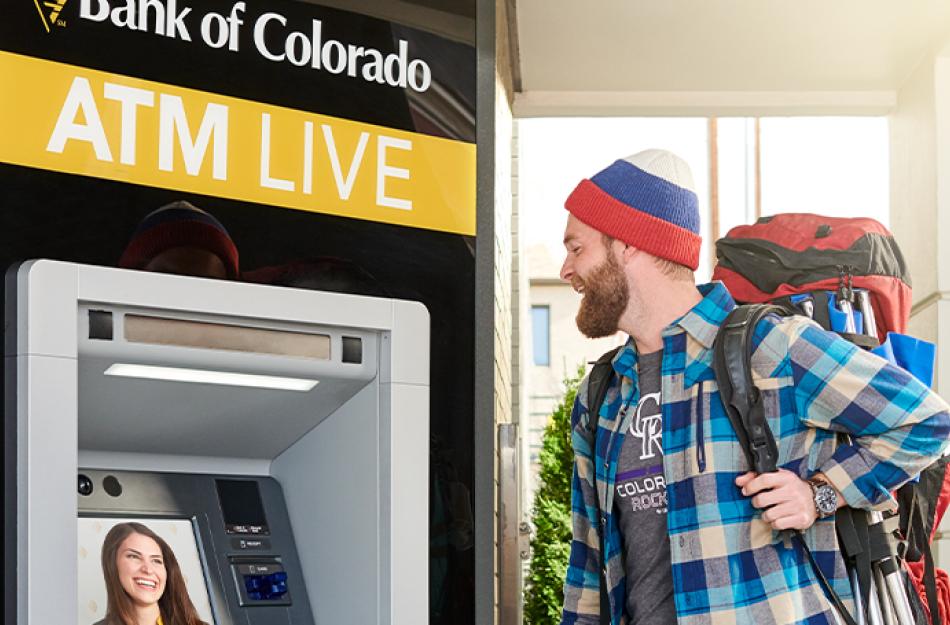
(561, 383, 605, 625)
(781, 317, 950, 511)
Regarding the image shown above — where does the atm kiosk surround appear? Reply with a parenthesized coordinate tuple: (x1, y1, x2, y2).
(6, 260, 429, 625)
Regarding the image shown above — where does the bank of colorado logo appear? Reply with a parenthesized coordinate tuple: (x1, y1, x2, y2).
(34, 0, 69, 31)
(67, 0, 434, 93)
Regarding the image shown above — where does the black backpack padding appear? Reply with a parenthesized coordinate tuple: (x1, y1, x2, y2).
(584, 346, 621, 625)
(898, 456, 950, 623)
(712, 304, 787, 474)
(585, 347, 623, 444)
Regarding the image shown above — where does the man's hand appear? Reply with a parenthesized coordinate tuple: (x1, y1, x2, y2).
(735, 469, 820, 531)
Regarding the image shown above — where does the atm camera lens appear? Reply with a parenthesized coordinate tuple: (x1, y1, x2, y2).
(78, 474, 93, 496)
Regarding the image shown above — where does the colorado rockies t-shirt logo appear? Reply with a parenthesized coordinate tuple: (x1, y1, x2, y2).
(630, 391, 662, 459)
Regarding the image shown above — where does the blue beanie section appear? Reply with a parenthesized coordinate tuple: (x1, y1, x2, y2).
(590, 159, 699, 234)
(132, 200, 232, 239)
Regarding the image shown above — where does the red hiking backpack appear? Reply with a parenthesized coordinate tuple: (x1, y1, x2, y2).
(713, 213, 911, 342)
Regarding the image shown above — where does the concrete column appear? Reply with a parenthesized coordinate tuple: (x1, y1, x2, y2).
(935, 47, 950, 397)
(890, 38, 950, 387)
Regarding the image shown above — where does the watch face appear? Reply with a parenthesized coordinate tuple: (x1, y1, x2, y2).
(815, 484, 837, 516)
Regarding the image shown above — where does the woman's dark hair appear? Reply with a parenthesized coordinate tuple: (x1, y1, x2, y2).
(100, 522, 208, 625)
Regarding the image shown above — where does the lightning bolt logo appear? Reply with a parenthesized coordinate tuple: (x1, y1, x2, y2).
(33, 0, 68, 32)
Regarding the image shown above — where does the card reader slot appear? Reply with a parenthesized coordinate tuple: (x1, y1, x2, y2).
(230, 556, 293, 606)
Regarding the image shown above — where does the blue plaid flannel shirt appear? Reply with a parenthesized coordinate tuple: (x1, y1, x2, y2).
(562, 282, 950, 625)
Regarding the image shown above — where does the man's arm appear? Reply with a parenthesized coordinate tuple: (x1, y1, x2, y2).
(787, 318, 950, 511)
(561, 392, 606, 625)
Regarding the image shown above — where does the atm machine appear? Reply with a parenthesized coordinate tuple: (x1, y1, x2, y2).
(5, 260, 429, 625)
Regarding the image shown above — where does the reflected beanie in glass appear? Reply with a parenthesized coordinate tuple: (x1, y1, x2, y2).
(564, 148, 701, 270)
(119, 200, 239, 277)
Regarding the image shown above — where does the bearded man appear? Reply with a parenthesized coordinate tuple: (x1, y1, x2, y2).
(557, 149, 950, 625)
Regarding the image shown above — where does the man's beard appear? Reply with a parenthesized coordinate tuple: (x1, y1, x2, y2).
(574, 253, 629, 338)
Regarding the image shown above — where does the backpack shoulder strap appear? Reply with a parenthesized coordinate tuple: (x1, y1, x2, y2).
(584, 345, 620, 625)
(712, 304, 788, 474)
(586, 346, 622, 442)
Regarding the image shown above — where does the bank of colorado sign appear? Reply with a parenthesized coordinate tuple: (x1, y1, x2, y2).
(8, 0, 473, 235)
(77, 0, 433, 92)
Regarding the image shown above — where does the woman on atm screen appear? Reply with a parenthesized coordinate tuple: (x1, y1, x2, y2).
(93, 522, 209, 625)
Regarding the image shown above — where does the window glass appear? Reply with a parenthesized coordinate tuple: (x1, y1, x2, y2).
(531, 305, 550, 366)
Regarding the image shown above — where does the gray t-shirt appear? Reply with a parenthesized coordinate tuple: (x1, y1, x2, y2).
(613, 350, 676, 624)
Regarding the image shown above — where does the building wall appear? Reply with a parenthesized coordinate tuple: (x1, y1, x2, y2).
(494, 2, 520, 624)
(512, 121, 533, 559)
(494, 72, 517, 623)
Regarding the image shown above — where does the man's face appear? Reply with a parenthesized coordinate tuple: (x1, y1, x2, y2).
(144, 246, 229, 279)
(560, 214, 629, 338)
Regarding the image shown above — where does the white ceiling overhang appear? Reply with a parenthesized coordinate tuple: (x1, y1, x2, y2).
(513, 1, 950, 117)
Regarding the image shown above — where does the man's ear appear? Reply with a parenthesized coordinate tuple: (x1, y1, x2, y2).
(620, 242, 638, 264)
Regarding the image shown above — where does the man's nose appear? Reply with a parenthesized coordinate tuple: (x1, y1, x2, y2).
(560, 255, 573, 283)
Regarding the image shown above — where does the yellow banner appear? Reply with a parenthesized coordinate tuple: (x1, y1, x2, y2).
(0, 51, 476, 236)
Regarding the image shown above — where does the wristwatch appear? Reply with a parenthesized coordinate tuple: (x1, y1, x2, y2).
(808, 478, 838, 518)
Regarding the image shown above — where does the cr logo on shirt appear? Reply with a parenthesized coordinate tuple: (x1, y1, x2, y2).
(630, 391, 662, 460)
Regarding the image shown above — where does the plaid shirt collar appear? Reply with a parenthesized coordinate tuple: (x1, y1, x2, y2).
(612, 281, 736, 387)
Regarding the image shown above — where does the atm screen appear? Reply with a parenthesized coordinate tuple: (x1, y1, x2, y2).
(216, 479, 270, 535)
(78, 517, 216, 625)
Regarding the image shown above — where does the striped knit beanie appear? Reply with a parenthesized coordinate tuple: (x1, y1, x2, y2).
(119, 200, 239, 278)
(564, 149, 701, 270)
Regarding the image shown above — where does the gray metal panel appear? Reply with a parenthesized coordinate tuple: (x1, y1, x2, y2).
(78, 451, 273, 476)
(475, 0, 498, 622)
(380, 300, 431, 386)
(12, 260, 78, 357)
(10, 261, 80, 625)
(21, 356, 79, 625)
(78, 353, 372, 458)
(497, 424, 522, 625)
(76, 263, 398, 332)
(271, 383, 381, 625)
(382, 382, 430, 625)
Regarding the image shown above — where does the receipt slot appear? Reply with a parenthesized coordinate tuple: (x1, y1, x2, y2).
(5, 260, 429, 625)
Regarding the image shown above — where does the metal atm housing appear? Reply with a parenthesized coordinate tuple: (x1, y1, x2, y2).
(6, 260, 429, 625)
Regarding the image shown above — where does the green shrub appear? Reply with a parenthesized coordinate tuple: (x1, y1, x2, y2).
(523, 365, 585, 625)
